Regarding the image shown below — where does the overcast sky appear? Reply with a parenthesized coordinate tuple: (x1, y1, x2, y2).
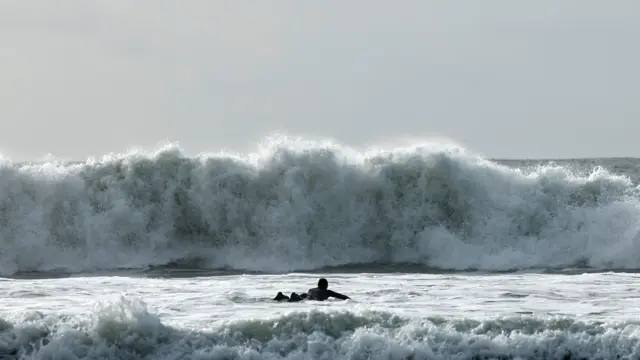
(1, 1, 639, 161)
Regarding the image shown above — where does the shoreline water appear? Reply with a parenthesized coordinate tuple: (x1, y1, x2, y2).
(3, 270, 640, 359)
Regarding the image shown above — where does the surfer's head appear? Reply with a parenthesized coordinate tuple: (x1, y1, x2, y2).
(318, 278, 328, 290)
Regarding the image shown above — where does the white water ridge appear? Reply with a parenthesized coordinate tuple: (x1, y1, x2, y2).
(2, 272, 640, 359)
(1, 137, 640, 276)
(3, 138, 640, 359)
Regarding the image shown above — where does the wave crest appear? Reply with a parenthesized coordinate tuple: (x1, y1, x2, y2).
(1, 137, 639, 275)
(2, 297, 640, 359)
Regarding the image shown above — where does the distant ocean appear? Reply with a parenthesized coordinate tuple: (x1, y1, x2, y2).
(1, 137, 640, 359)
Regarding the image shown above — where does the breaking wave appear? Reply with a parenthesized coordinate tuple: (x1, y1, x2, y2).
(1, 136, 640, 276)
(2, 297, 640, 359)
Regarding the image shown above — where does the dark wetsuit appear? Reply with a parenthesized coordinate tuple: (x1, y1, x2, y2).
(273, 288, 349, 302)
(306, 287, 349, 301)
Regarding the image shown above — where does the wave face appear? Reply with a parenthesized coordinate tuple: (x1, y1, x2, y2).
(1, 137, 640, 275)
(2, 298, 640, 359)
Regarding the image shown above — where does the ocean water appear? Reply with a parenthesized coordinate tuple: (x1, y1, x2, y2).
(2, 137, 640, 359)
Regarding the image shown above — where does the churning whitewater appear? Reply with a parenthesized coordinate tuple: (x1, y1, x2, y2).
(1, 137, 640, 276)
(4, 272, 640, 359)
(3, 137, 640, 360)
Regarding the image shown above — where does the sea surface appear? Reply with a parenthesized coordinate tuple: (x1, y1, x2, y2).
(2, 138, 640, 359)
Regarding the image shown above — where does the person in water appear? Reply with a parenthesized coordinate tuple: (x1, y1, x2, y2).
(273, 278, 350, 302)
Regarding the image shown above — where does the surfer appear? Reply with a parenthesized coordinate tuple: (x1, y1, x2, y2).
(273, 278, 350, 302)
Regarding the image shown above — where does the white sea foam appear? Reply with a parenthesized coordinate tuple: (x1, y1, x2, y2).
(0, 136, 639, 276)
(2, 272, 640, 359)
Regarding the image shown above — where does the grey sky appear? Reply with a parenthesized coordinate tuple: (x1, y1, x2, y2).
(1, 1, 639, 161)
